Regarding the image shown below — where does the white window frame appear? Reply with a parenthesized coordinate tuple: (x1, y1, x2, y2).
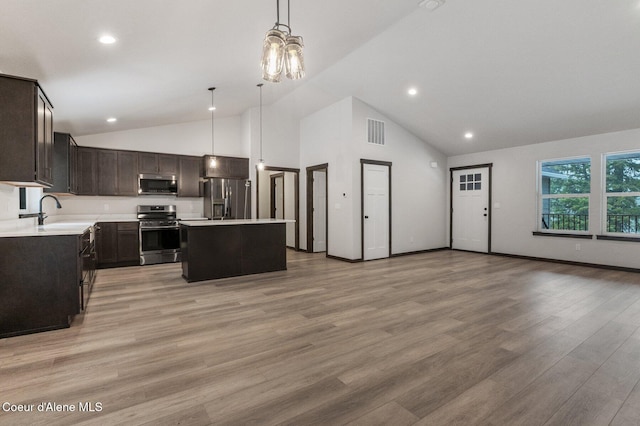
(537, 156, 591, 234)
(602, 150, 640, 236)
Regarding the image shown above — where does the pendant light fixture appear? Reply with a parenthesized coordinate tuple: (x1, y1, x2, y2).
(208, 87, 217, 168)
(257, 83, 265, 171)
(261, 0, 305, 82)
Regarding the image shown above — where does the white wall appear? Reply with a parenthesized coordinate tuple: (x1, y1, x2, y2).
(447, 127, 640, 269)
(352, 98, 448, 255)
(300, 97, 447, 259)
(76, 116, 246, 157)
(300, 97, 355, 259)
(257, 169, 271, 219)
(256, 170, 297, 247)
(0, 184, 21, 221)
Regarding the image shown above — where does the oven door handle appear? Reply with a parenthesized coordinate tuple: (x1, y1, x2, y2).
(140, 226, 180, 231)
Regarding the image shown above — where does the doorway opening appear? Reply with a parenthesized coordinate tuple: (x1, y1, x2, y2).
(306, 164, 328, 253)
(256, 166, 300, 250)
(270, 173, 285, 219)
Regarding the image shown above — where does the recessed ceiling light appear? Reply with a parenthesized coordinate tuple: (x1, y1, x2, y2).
(99, 35, 117, 44)
(107, 117, 117, 123)
(408, 88, 418, 96)
(208, 106, 216, 111)
(419, 0, 446, 11)
(464, 132, 474, 139)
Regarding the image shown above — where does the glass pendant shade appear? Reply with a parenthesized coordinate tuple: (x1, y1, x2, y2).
(209, 156, 217, 168)
(261, 29, 287, 83)
(258, 159, 265, 171)
(285, 35, 305, 80)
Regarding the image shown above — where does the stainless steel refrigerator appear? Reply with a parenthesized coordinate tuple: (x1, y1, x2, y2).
(203, 178, 252, 220)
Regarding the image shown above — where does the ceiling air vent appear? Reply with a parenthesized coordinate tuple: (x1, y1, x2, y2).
(367, 118, 385, 146)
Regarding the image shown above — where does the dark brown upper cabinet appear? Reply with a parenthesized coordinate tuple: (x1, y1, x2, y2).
(97, 150, 118, 195)
(77, 147, 98, 195)
(97, 149, 138, 196)
(178, 155, 202, 197)
(203, 155, 249, 180)
(117, 151, 139, 196)
(76, 147, 202, 197)
(45, 132, 78, 194)
(0, 74, 54, 187)
(138, 152, 178, 175)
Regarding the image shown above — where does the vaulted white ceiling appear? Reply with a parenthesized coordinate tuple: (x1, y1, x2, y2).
(1, 0, 639, 156)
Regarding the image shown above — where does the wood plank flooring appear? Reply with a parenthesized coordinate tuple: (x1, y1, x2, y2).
(2, 250, 640, 425)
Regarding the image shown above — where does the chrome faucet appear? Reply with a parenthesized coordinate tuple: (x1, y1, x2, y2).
(38, 194, 62, 225)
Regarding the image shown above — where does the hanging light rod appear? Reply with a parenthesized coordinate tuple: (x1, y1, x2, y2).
(260, 0, 305, 82)
(257, 83, 265, 171)
(208, 87, 217, 168)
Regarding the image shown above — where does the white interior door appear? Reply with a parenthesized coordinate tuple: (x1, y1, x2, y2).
(452, 167, 489, 252)
(313, 170, 327, 252)
(363, 163, 390, 260)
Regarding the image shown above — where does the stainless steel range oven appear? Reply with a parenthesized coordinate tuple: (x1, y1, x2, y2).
(137, 205, 181, 265)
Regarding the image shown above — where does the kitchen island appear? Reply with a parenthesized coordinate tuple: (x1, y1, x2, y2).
(179, 219, 293, 283)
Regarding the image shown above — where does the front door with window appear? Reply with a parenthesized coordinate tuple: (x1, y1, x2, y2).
(451, 167, 490, 252)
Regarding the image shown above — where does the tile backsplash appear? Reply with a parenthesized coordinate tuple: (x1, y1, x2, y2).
(0, 183, 203, 222)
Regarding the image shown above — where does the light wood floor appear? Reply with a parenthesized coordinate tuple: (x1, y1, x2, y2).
(3, 250, 640, 425)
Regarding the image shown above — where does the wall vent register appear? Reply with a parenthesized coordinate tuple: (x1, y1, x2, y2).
(367, 118, 385, 146)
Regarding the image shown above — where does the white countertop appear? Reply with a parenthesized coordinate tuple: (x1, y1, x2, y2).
(0, 221, 95, 237)
(0, 214, 143, 237)
(0, 216, 284, 237)
(180, 219, 295, 226)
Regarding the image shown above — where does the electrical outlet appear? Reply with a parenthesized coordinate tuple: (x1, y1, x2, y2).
(575, 243, 581, 251)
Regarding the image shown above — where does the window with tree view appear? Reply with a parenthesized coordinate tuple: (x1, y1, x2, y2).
(539, 157, 590, 232)
(605, 152, 640, 235)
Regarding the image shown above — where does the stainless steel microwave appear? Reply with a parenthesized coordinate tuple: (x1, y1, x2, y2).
(138, 174, 178, 195)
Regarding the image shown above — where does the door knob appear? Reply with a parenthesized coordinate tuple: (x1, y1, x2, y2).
(364, 215, 369, 219)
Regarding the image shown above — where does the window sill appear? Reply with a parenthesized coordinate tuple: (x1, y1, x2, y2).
(596, 235, 640, 243)
(532, 232, 593, 239)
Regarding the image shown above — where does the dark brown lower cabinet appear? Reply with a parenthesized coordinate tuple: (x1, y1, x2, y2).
(117, 222, 140, 264)
(96, 221, 140, 268)
(0, 235, 81, 338)
(180, 222, 286, 282)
